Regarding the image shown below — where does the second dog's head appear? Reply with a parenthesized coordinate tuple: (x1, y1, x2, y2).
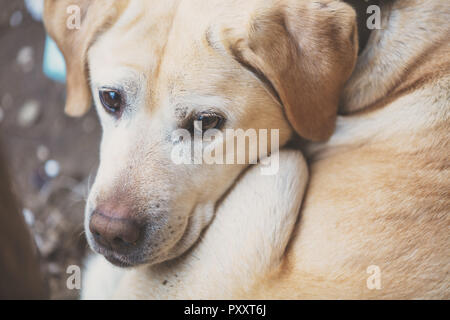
(44, 0, 357, 267)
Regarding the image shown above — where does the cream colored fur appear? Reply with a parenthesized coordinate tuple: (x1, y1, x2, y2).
(43, 0, 449, 299)
(83, 151, 308, 299)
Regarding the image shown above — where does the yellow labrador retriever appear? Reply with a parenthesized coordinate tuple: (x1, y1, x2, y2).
(44, 0, 357, 298)
(44, 0, 449, 299)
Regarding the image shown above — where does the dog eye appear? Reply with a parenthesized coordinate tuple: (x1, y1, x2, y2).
(193, 113, 224, 132)
(99, 89, 124, 116)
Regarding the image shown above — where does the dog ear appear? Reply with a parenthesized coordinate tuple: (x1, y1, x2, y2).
(43, 0, 124, 117)
(226, 0, 358, 141)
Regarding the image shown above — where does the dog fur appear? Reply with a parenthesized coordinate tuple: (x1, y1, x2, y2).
(44, 0, 449, 299)
(45, 0, 357, 272)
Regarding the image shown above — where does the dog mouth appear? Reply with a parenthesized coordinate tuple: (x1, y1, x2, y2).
(86, 199, 215, 268)
(92, 244, 144, 268)
(104, 254, 135, 268)
(88, 213, 194, 268)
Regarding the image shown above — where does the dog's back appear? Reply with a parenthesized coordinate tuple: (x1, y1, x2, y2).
(257, 0, 450, 299)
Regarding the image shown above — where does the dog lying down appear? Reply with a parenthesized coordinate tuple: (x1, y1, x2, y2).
(44, 0, 358, 299)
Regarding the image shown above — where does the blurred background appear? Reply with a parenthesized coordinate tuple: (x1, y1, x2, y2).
(0, 0, 101, 299)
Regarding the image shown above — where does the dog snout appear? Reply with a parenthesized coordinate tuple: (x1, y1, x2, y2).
(89, 209, 142, 252)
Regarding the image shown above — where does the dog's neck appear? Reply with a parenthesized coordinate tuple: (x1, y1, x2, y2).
(340, 0, 450, 114)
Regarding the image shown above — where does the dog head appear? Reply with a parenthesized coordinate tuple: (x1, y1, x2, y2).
(44, 0, 357, 267)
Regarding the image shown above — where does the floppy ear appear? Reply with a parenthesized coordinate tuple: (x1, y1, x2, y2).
(43, 0, 124, 117)
(226, 0, 358, 141)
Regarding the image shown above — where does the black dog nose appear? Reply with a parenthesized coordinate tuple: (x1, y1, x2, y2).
(89, 210, 141, 252)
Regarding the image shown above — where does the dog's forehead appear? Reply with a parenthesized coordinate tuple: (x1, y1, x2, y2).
(89, 1, 242, 97)
(89, 0, 180, 76)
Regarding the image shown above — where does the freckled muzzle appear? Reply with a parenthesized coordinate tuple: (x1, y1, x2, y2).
(85, 193, 186, 268)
